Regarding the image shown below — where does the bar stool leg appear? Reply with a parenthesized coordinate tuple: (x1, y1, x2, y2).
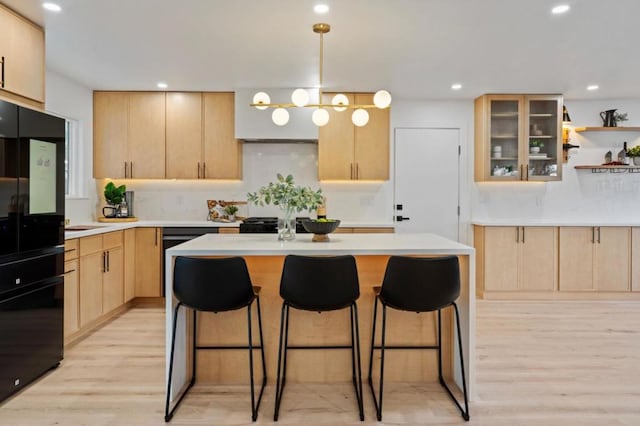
(273, 302, 289, 421)
(247, 301, 257, 421)
(351, 302, 365, 421)
(165, 303, 192, 422)
(191, 309, 197, 385)
(437, 304, 470, 421)
(377, 304, 387, 421)
(255, 296, 267, 406)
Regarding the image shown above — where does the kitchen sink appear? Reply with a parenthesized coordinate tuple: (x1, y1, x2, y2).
(65, 225, 106, 231)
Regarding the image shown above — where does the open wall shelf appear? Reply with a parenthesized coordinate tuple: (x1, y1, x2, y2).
(575, 165, 640, 173)
(574, 127, 640, 132)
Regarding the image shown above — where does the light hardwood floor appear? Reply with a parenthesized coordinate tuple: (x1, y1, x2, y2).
(1, 301, 639, 425)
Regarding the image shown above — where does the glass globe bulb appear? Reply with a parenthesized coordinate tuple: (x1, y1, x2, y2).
(312, 108, 330, 127)
(272, 108, 290, 126)
(291, 88, 310, 107)
(253, 92, 270, 110)
(332, 94, 349, 112)
(352, 108, 369, 127)
(373, 90, 392, 109)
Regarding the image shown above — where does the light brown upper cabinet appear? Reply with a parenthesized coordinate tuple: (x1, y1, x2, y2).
(475, 94, 562, 182)
(202, 92, 242, 179)
(318, 93, 389, 181)
(94, 92, 166, 179)
(0, 4, 45, 105)
(559, 227, 630, 292)
(166, 92, 203, 179)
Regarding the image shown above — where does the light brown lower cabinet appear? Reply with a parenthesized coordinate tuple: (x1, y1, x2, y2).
(476, 226, 557, 292)
(63, 259, 79, 338)
(102, 245, 124, 313)
(135, 228, 162, 297)
(559, 227, 630, 292)
(633, 227, 640, 292)
(124, 229, 136, 302)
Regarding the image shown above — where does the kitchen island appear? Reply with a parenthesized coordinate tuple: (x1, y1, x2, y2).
(165, 233, 476, 405)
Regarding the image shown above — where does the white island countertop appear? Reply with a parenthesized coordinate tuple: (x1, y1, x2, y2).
(166, 232, 474, 256)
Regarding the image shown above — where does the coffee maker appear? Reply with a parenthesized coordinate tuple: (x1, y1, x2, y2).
(122, 191, 135, 217)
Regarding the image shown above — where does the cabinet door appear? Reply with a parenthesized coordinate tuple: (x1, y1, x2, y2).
(79, 251, 104, 327)
(124, 228, 136, 302)
(203, 93, 241, 179)
(166, 92, 202, 179)
(524, 95, 562, 182)
(353, 93, 389, 180)
(103, 246, 124, 313)
(64, 259, 79, 338)
(475, 95, 523, 181)
(94, 92, 128, 178)
(2, 8, 44, 102)
(128, 92, 166, 178)
(135, 228, 162, 297)
(318, 93, 355, 180)
(520, 227, 557, 291)
(559, 227, 594, 291)
(595, 227, 630, 291)
(483, 227, 519, 291)
(633, 228, 640, 292)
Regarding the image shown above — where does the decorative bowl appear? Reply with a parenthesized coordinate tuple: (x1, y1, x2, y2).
(301, 219, 341, 242)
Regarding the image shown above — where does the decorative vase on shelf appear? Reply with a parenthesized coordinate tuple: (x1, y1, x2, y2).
(530, 146, 540, 154)
(634, 157, 640, 166)
(277, 207, 296, 241)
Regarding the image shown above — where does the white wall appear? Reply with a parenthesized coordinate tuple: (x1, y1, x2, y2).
(472, 99, 640, 222)
(45, 69, 96, 224)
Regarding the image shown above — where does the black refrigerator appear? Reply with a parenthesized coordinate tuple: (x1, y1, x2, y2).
(0, 99, 65, 403)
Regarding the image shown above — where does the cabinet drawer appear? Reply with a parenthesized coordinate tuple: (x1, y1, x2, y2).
(79, 235, 103, 256)
(103, 231, 124, 249)
(65, 239, 79, 261)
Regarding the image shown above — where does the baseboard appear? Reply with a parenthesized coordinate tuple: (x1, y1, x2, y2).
(480, 291, 640, 300)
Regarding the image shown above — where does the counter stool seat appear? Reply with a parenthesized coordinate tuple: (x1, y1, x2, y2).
(273, 254, 364, 422)
(165, 256, 266, 422)
(368, 255, 470, 421)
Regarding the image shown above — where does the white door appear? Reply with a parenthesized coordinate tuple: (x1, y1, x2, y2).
(394, 128, 460, 240)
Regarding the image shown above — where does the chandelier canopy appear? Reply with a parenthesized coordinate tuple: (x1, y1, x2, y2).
(250, 23, 391, 128)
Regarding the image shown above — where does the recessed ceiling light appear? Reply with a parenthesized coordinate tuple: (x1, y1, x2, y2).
(587, 85, 599, 91)
(42, 2, 62, 12)
(157, 82, 168, 89)
(551, 5, 570, 14)
(314, 4, 329, 14)
(451, 83, 462, 90)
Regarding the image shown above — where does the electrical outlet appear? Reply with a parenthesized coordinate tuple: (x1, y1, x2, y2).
(64, 218, 70, 226)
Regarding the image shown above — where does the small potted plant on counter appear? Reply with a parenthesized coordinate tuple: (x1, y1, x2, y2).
(103, 181, 126, 218)
(627, 144, 640, 165)
(224, 204, 239, 222)
(529, 139, 544, 154)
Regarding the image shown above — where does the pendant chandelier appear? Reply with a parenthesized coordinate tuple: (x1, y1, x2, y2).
(251, 23, 391, 128)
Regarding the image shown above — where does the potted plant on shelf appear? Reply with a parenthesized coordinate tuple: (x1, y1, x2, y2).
(224, 204, 239, 222)
(627, 145, 640, 165)
(247, 173, 324, 241)
(103, 181, 126, 218)
(529, 139, 544, 154)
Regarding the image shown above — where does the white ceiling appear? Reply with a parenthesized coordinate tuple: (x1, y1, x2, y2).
(5, 0, 640, 100)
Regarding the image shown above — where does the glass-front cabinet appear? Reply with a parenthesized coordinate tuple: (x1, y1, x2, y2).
(475, 94, 563, 182)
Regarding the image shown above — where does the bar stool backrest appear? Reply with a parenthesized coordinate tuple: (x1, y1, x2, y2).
(173, 256, 255, 312)
(280, 255, 360, 311)
(380, 256, 460, 312)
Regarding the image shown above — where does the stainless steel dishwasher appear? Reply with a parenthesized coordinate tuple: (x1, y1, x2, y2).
(162, 227, 219, 294)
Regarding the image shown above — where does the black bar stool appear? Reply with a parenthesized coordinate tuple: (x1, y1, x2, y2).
(367, 255, 469, 421)
(165, 256, 267, 422)
(273, 254, 364, 422)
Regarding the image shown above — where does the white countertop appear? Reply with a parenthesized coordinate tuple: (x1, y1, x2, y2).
(64, 220, 395, 239)
(472, 219, 640, 227)
(166, 233, 474, 256)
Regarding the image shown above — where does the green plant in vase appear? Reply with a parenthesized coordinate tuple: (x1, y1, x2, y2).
(529, 139, 544, 154)
(247, 174, 324, 240)
(627, 145, 640, 165)
(224, 204, 239, 221)
(103, 181, 126, 218)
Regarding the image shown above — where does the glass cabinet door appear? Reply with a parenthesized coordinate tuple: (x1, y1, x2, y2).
(526, 96, 562, 181)
(489, 97, 521, 180)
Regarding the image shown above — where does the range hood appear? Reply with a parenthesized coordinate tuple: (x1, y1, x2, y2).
(235, 88, 319, 141)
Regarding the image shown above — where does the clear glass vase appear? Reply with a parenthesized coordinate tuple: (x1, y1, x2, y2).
(277, 208, 296, 241)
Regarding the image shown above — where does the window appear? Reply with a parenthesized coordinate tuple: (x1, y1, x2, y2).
(64, 117, 84, 198)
